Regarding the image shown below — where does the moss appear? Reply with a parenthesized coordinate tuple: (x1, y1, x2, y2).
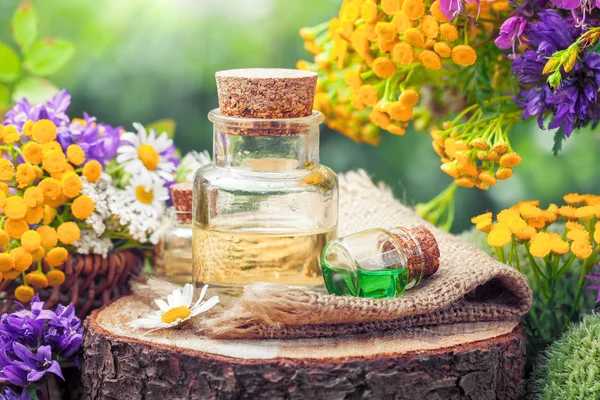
(530, 313, 600, 399)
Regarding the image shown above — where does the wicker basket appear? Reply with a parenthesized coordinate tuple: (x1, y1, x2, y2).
(0, 250, 144, 317)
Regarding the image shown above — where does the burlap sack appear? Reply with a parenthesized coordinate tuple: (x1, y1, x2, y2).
(202, 170, 532, 339)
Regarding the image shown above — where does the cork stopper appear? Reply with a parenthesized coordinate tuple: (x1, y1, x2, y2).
(408, 226, 440, 277)
(216, 68, 317, 119)
(169, 182, 192, 224)
(382, 226, 440, 281)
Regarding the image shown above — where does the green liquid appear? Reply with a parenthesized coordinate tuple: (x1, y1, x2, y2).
(322, 262, 410, 299)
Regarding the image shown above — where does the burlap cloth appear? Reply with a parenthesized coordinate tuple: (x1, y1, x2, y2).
(202, 170, 532, 339)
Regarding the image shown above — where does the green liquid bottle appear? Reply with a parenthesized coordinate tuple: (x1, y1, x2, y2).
(321, 226, 439, 299)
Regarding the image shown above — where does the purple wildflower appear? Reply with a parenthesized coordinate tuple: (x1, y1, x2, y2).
(439, 0, 478, 19)
(11, 343, 63, 383)
(0, 387, 33, 400)
(3, 90, 70, 130)
(0, 350, 28, 387)
(586, 264, 600, 305)
(495, 16, 527, 51)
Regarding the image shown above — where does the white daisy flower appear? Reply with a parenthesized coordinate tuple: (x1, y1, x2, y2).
(178, 150, 211, 182)
(129, 284, 219, 332)
(117, 122, 177, 182)
(126, 175, 169, 214)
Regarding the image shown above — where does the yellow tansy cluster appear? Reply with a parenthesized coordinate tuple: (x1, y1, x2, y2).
(432, 127, 522, 189)
(0, 119, 100, 303)
(297, 0, 507, 144)
(472, 194, 600, 270)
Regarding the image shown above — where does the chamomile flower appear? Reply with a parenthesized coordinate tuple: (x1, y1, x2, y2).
(127, 175, 169, 213)
(129, 284, 219, 332)
(178, 150, 211, 182)
(116, 122, 177, 181)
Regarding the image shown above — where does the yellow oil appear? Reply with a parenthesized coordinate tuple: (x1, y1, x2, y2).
(193, 223, 335, 290)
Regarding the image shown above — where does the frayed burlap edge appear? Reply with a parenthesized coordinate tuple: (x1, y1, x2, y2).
(201, 170, 532, 339)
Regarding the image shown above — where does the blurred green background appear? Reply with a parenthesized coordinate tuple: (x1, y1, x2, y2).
(1, 0, 599, 232)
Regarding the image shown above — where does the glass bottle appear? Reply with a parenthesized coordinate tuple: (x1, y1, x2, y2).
(321, 226, 439, 299)
(156, 208, 193, 284)
(192, 110, 338, 294)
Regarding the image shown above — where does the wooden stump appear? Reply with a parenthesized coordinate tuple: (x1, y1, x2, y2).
(82, 296, 527, 400)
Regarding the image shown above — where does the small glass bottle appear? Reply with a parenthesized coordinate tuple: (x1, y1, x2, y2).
(158, 208, 193, 284)
(193, 69, 338, 295)
(321, 226, 440, 299)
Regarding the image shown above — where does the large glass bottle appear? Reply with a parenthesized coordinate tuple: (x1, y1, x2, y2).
(192, 109, 338, 293)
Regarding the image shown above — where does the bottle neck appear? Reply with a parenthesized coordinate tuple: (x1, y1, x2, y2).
(208, 109, 323, 171)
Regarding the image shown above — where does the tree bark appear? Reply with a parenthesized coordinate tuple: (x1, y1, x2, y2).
(82, 296, 526, 400)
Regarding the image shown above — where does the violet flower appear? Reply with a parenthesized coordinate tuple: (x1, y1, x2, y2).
(3, 90, 70, 131)
(495, 16, 527, 51)
(0, 387, 32, 400)
(439, 0, 478, 19)
(586, 263, 600, 305)
(0, 350, 28, 387)
(11, 343, 63, 383)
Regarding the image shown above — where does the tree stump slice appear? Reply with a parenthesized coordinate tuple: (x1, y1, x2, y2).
(82, 296, 526, 400)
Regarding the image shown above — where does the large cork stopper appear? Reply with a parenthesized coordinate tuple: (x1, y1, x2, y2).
(216, 68, 317, 119)
(408, 226, 440, 277)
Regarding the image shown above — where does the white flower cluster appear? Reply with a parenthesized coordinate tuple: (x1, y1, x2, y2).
(77, 173, 162, 257)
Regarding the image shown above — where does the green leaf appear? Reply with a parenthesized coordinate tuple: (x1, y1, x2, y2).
(12, 1, 38, 51)
(0, 84, 9, 106)
(23, 39, 74, 76)
(146, 119, 176, 138)
(594, 43, 600, 55)
(0, 42, 21, 83)
(552, 127, 566, 156)
(12, 77, 58, 104)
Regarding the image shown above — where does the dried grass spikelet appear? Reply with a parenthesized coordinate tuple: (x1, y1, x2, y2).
(131, 275, 183, 302)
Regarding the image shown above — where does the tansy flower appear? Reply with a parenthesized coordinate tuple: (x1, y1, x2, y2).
(519, 203, 542, 219)
(499, 153, 522, 168)
(14, 285, 35, 303)
(33, 166, 43, 180)
(32, 120, 58, 144)
(514, 225, 537, 240)
(382, 0, 401, 14)
(388, 102, 413, 121)
(0, 229, 9, 247)
(2, 126, 20, 144)
(451, 45, 477, 66)
(549, 234, 570, 255)
(358, 85, 379, 107)
(507, 217, 528, 232)
(440, 23, 458, 41)
(475, 217, 492, 232)
(398, 90, 419, 108)
(405, 28, 425, 47)
(21, 230, 41, 252)
(71, 195, 95, 220)
(529, 232, 551, 258)
(23, 187, 44, 208)
(5, 197, 28, 220)
(471, 212, 492, 224)
(419, 50, 442, 69)
(497, 209, 520, 224)
(30, 246, 45, 262)
(0, 182, 8, 194)
(487, 223, 511, 248)
(575, 206, 596, 220)
(10, 247, 32, 271)
(57, 222, 81, 245)
(16, 164, 36, 188)
(25, 271, 48, 289)
(496, 167, 513, 180)
(61, 172, 83, 198)
(594, 229, 600, 245)
(127, 176, 170, 214)
(82, 160, 102, 183)
(37, 226, 58, 250)
(0, 159, 15, 180)
(129, 283, 219, 332)
(541, 210, 557, 223)
(4, 270, 20, 279)
(46, 247, 68, 267)
(478, 171, 497, 186)
(42, 141, 62, 154)
(0, 191, 6, 208)
(66, 144, 85, 166)
(5, 219, 29, 239)
(393, 12, 413, 34)
(23, 120, 34, 137)
(527, 217, 546, 230)
(38, 178, 62, 200)
(361, 0, 378, 22)
(558, 206, 577, 219)
(567, 229, 589, 242)
(42, 150, 67, 174)
(402, 0, 426, 20)
(420, 15, 439, 38)
(370, 110, 391, 128)
(47, 270, 65, 287)
(392, 42, 415, 65)
(430, 0, 449, 21)
(434, 42, 452, 58)
(372, 57, 396, 78)
(43, 206, 56, 225)
(0, 253, 15, 272)
(375, 21, 396, 42)
(572, 240, 593, 259)
(563, 193, 585, 205)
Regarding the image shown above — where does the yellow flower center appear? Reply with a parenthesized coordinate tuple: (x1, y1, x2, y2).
(137, 144, 160, 171)
(135, 186, 154, 205)
(161, 306, 191, 324)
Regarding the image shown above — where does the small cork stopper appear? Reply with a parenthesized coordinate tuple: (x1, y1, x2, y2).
(216, 68, 317, 119)
(170, 182, 192, 224)
(408, 226, 440, 277)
